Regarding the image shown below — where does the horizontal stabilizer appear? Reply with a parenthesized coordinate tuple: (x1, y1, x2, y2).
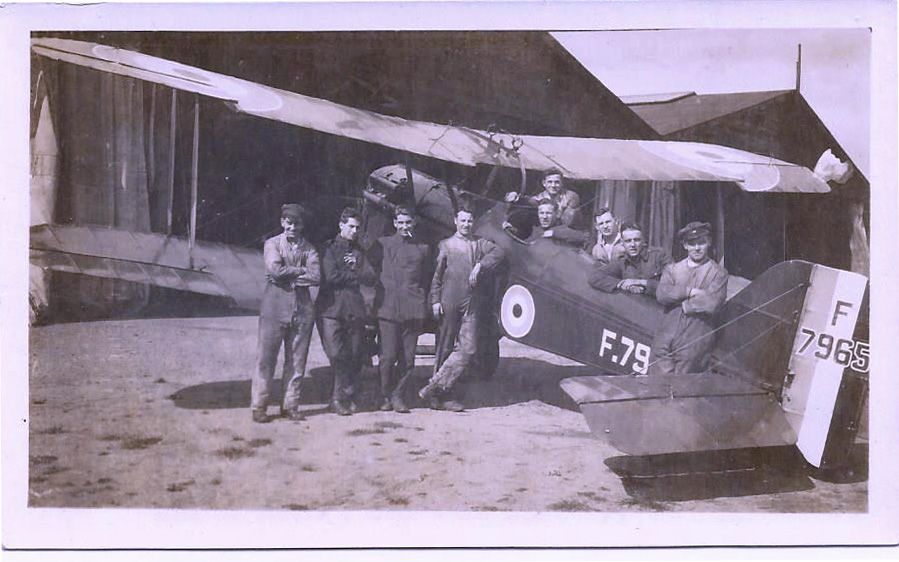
(30, 224, 264, 310)
(561, 374, 796, 456)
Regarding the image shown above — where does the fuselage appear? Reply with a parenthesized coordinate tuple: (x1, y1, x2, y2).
(363, 164, 663, 373)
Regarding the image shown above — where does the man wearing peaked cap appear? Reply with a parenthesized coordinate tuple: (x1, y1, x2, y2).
(252, 203, 320, 423)
(678, 221, 712, 242)
(648, 220, 728, 376)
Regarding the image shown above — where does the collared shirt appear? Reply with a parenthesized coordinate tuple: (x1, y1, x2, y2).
(588, 246, 672, 296)
(590, 232, 624, 264)
(430, 232, 504, 309)
(528, 188, 581, 226)
(369, 232, 432, 322)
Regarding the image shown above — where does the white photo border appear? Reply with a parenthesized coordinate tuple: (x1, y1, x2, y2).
(1, 0, 896, 551)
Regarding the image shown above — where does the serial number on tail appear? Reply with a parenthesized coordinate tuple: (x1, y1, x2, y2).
(599, 328, 650, 374)
(796, 327, 869, 374)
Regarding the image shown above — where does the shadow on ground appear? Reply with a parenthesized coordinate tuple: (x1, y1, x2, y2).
(167, 357, 591, 412)
(808, 442, 868, 484)
(604, 446, 819, 502)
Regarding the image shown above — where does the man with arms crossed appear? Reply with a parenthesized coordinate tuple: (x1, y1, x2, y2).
(649, 221, 728, 376)
(253, 203, 320, 423)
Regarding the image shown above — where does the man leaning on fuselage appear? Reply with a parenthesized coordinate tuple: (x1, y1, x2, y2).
(512, 200, 560, 241)
(648, 221, 728, 377)
(419, 205, 505, 412)
(589, 222, 672, 297)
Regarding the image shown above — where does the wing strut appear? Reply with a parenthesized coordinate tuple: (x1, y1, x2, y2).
(189, 94, 200, 269)
(404, 153, 415, 193)
(167, 89, 177, 235)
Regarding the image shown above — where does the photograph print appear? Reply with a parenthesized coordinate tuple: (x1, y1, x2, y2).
(14, 11, 891, 548)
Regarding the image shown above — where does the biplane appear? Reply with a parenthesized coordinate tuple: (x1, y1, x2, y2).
(29, 38, 868, 471)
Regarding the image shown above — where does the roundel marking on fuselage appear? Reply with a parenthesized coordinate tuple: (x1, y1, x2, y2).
(501, 284, 536, 339)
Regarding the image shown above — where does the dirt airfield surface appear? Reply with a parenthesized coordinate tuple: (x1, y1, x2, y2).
(27, 315, 867, 512)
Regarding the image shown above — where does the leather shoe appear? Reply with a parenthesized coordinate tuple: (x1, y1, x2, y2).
(441, 400, 465, 412)
(284, 408, 305, 421)
(428, 397, 444, 411)
(391, 396, 410, 414)
(379, 398, 393, 412)
(331, 401, 352, 416)
(418, 383, 437, 400)
(251, 409, 271, 423)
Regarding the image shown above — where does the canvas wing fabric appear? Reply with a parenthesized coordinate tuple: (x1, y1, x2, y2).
(33, 38, 830, 193)
(30, 224, 264, 310)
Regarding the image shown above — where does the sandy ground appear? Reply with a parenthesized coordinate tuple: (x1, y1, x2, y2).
(27, 315, 867, 512)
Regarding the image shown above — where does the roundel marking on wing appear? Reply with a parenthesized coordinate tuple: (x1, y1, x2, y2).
(501, 284, 536, 339)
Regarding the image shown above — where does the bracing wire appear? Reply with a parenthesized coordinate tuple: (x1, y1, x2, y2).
(630, 281, 807, 376)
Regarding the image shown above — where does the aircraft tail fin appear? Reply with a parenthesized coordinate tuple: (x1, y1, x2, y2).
(777, 264, 868, 467)
(711, 260, 815, 392)
(716, 261, 868, 467)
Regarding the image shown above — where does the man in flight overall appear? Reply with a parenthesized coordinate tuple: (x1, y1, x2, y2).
(252, 203, 320, 423)
(419, 206, 505, 411)
(649, 221, 728, 376)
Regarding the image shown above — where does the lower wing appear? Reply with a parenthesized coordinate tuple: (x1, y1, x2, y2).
(30, 223, 264, 310)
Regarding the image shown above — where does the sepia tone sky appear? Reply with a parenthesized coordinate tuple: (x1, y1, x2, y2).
(554, 29, 871, 176)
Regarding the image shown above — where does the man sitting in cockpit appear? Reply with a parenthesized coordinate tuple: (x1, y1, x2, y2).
(504, 168, 581, 227)
(530, 201, 558, 240)
(504, 200, 590, 247)
(588, 222, 672, 297)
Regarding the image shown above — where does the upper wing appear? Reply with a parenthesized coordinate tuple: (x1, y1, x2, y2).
(33, 38, 830, 193)
(30, 224, 264, 310)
